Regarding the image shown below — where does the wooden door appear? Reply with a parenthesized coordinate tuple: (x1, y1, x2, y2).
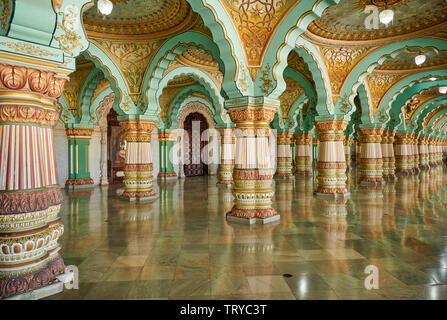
(183, 112, 208, 177)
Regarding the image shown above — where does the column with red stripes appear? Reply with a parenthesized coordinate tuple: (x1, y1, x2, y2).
(0, 63, 67, 298)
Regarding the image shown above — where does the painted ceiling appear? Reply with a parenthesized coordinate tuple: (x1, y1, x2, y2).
(376, 50, 447, 71)
(83, 0, 193, 37)
(307, 0, 447, 41)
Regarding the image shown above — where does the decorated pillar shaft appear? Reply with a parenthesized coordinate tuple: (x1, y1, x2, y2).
(419, 136, 430, 169)
(0, 63, 66, 298)
(275, 132, 294, 178)
(381, 130, 396, 180)
(226, 100, 278, 224)
(358, 127, 384, 185)
(344, 137, 352, 169)
(428, 138, 437, 166)
(395, 133, 413, 174)
(217, 127, 235, 186)
(158, 130, 177, 180)
(65, 126, 94, 187)
(120, 120, 157, 201)
(295, 133, 312, 175)
(315, 119, 349, 197)
(412, 136, 420, 172)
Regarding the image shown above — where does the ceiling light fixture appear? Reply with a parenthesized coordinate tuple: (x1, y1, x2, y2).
(374, 0, 394, 26)
(415, 53, 426, 66)
(440, 87, 447, 94)
(98, 0, 113, 16)
(430, 77, 437, 81)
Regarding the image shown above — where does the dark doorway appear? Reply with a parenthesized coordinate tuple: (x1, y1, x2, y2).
(107, 109, 126, 184)
(183, 112, 209, 177)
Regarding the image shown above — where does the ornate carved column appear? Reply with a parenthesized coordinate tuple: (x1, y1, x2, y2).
(428, 138, 437, 167)
(275, 131, 294, 179)
(395, 133, 413, 175)
(344, 137, 352, 170)
(99, 126, 109, 185)
(158, 130, 178, 181)
(225, 98, 279, 224)
(0, 63, 67, 298)
(295, 132, 312, 175)
(381, 129, 396, 180)
(419, 136, 430, 170)
(217, 127, 235, 187)
(314, 118, 349, 198)
(65, 125, 94, 189)
(358, 126, 385, 186)
(412, 135, 420, 173)
(436, 138, 443, 165)
(120, 119, 157, 201)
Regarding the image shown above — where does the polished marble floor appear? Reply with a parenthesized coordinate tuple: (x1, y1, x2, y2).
(46, 165, 447, 300)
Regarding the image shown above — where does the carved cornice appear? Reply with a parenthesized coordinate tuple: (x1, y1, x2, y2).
(0, 105, 59, 126)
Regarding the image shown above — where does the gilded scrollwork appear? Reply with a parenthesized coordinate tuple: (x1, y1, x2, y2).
(53, 5, 84, 56)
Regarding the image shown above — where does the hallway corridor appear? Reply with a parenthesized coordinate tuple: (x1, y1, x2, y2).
(46, 166, 447, 300)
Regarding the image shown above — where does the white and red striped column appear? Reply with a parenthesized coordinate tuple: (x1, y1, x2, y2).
(0, 63, 67, 298)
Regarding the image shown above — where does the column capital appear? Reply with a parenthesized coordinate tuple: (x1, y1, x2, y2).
(119, 120, 157, 142)
(65, 124, 94, 139)
(158, 129, 177, 142)
(225, 96, 278, 125)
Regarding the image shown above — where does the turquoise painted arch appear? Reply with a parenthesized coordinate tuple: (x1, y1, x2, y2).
(84, 44, 134, 115)
(165, 84, 229, 129)
(389, 80, 447, 131)
(292, 38, 333, 116)
(168, 96, 221, 130)
(413, 97, 447, 134)
(262, 0, 339, 99)
(185, 0, 249, 98)
(376, 70, 447, 125)
(77, 68, 104, 124)
(141, 31, 227, 114)
(89, 87, 115, 125)
(152, 66, 226, 123)
(336, 38, 447, 116)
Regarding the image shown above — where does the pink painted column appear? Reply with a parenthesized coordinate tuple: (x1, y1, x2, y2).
(275, 132, 294, 179)
(294, 133, 312, 175)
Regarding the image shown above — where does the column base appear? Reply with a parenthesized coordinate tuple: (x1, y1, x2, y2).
(100, 179, 109, 186)
(121, 190, 158, 202)
(294, 171, 313, 177)
(384, 175, 397, 181)
(157, 172, 178, 181)
(0, 255, 65, 299)
(65, 178, 94, 190)
(226, 212, 280, 225)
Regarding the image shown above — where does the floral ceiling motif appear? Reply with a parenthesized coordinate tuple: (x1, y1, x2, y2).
(320, 46, 370, 102)
(221, 0, 298, 77)
(365, 71, 404, 118)
(83, 0, 194, 37)
(307, 0, 447, 42)
(279, 76, 305, 123)
(90, 38, 165, 103)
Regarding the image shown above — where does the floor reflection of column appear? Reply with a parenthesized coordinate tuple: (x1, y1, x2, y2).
(293, 177, 313, 218)
(382, 182, 397, 233)
(316, 198, 348, 252)
(66, 189, 94, 237)
(359, 185, 385, 239)
(275, 179, 294, 228)
(395, 176, 418, 216)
